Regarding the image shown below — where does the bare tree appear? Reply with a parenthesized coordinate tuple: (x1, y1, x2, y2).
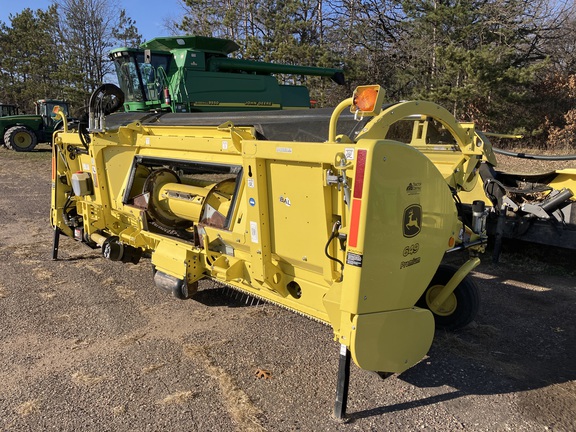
(57, 0, 139, 97)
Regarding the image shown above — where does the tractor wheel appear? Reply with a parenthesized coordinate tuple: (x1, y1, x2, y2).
(4, 126, 38, 151)
(416, 265, 480, 330)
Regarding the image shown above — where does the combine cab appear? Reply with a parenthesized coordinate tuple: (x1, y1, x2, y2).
(109, 35, 345, 113)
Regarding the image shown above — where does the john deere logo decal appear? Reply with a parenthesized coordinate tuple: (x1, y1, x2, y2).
(403, 204, 422, 238)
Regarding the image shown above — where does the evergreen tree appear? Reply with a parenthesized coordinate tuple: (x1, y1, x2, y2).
(0, 7, 63, 112)
(112, 9, 143, 48)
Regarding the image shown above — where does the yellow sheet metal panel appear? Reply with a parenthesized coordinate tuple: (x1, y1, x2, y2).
(350, 308, 435, 373)
(267, 160, 331, 275)
(341, 140, 458, 315)
(551, 171, 576, 196)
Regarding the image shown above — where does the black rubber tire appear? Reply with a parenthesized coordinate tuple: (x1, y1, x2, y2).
(417, 264, 480, 330)
(4, 126, 38, 151)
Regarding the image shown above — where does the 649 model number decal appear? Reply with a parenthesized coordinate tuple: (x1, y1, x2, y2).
(403, 243, 419, 257)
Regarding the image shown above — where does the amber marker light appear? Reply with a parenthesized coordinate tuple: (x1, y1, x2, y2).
(350, 85, 384, 116)
(448, 236, 455, 247)
(355, 87, 378, 111)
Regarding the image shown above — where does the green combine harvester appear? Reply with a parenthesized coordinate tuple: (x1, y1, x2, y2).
(109, 35, 345, 113)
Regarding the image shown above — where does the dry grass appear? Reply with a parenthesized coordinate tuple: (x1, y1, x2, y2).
(33, 268, 54, 281)
(71, 339, 90, 350)
(120, 332, 147, 345)
(184, 344, 265, 432)
(142, 363, 167, 374)
(115, 286, 136, 299)
(16, 399, 40, 416)
(111, 405, 127, 416)
(71, 371, 107, 386)
(436, 331, 484, 358)
(158, 391, 195, 406)
(8, 244, 39, 259)
(80, 264, 103, 275)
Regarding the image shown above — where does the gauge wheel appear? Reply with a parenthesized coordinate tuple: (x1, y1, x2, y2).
(173, 280, 199, 300)
(4, 126, 38, 151)
(417, 264, 480, 330)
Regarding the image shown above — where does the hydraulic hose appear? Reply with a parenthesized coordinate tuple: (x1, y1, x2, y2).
(493, 147, 576, 161)
(325, 221, 345, 281)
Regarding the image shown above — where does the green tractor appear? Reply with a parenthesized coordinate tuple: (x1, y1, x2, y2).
(1, 99, 70, 152)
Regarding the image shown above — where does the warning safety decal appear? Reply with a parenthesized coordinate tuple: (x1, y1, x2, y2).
(346, 252, 363, 267)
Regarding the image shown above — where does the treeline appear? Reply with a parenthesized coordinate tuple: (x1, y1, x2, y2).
(0, 0, 141, 114)
(2, 0, 576, 149)
(173, 0, 576, 149)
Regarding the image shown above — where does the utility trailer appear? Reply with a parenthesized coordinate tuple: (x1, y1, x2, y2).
(51, 84, 488, 417)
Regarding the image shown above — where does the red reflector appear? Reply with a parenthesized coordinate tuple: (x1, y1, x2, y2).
(349, 199, 362, 248)
(51, 153, 56, 181)
(353, 150, 367, 199)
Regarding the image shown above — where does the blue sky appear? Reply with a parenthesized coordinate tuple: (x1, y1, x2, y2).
(0, 0, 185, 42)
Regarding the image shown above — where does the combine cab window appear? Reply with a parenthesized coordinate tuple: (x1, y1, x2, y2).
(113, 53, 171, 103)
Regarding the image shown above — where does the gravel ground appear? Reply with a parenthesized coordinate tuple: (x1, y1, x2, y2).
(0, 146, 575, 431)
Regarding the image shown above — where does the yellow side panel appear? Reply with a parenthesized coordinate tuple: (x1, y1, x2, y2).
(267, 161, 330, 275)
(458, 175, 488, 205)
(342, 140, 458, 315)
(551, 170, 576, 195)
(350, 308, 434, 372)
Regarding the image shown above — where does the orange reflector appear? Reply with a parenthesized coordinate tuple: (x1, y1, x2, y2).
(353, 87, 379, 112)
(448, 237, 455, 247)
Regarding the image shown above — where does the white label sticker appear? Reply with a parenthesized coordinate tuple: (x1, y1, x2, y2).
(250, 221, 258, 244)
(247, 178, 255, 188)
(145, 137, 150, 145)
(276, 147, 292, 153)
(344, 148, 355, 160)
(82, 163, 90, 171)
(222, 140, 228, 150)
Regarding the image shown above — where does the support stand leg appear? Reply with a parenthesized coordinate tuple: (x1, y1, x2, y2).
(492, 204, 507, 264)
(52, 226, 61, 260)
(334, 343, 351, 419)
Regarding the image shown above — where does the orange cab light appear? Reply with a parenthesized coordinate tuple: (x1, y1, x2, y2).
(448, 236, 455, 247)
